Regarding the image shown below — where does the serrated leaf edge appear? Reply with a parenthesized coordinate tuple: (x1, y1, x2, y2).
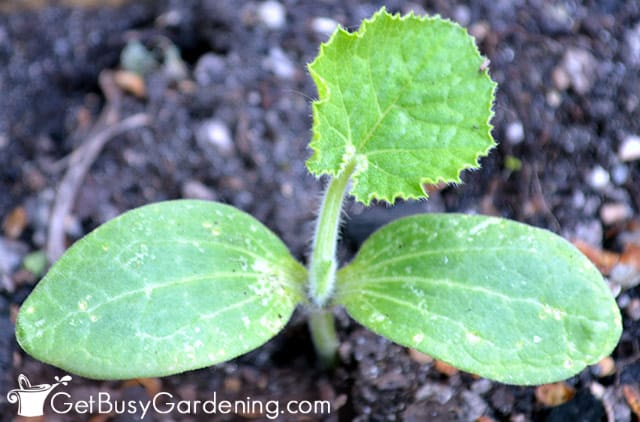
(306, 7, 497, 206)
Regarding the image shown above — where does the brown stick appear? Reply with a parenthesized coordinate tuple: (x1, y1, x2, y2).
(46, 71, 150, 263)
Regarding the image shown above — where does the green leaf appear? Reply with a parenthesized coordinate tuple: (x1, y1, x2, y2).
(335, 214, 621, 385)
(16, 200, 306, 379)
(307, 8, 496, 205)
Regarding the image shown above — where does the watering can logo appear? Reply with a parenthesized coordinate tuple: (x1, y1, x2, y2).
(7, 373, 72, 417)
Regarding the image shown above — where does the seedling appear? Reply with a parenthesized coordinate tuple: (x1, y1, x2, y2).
(17, 9, 621, 385)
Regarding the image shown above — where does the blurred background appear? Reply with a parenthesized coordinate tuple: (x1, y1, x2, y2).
(1, 1, 639, 420)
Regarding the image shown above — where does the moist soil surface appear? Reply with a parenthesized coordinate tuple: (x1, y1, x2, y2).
(1, 1, 639, 421)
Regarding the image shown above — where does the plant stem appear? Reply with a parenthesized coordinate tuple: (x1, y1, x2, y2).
(308, 308, 339, 367)
(308, 161, 354, 306)
(307, 161, 355, 364)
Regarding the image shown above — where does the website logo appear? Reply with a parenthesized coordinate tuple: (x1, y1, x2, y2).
(7, 373, 72, 417)
(6, 373, 330, 419)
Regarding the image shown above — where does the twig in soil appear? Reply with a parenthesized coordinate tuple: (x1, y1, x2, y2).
(46, 71, 150, 263)
(531, 162, 561, 232)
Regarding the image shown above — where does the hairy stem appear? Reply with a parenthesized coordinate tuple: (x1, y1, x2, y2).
(308, 161, 355, 306)
(307, 161, 355, 364)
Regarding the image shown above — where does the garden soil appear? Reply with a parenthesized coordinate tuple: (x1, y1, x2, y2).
(1, 0, 639, 420)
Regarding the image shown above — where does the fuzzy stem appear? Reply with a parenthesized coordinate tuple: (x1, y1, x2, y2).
(308, 308, 339, 367)
(307, 161, 355, 364)
(308, 162, 355, 306)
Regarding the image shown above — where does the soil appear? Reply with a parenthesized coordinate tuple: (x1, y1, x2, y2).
(1, 0, 639, 421)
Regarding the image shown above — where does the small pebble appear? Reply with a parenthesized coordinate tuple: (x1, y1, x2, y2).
(560, 48, 597, 94)
(452, 5, 471, 26)
(280, 182, 293, 198)
(618, 293, 631, 309)
(471, 379, 493, 395)
(257, 1, 286, 30)
(610, 263, 640, 290)
(469, 21, 490, 42)
(500, 47, 515, 63)
(490, 386, 515, 414)
(60, 214, 82, 239)
(505, 121, 524, 144)
(541, 2, 573, 32)
(311, 17, 339, 37)
(1, 273, 13, 292)
(373, 370, 410, 390)
(462, 390, 488, 421)
(194, 53, 226, 86)
(546, 90, 562, 107)
(247, 90, 261, 105)
(156, 9, 184, 27)
(263, 47, 296, 79)
(181, 180, 217, 201)
(415, 383, 453, 404)
(196, 119, 234, 155)
(625, 23, 640, 66)
(552, 67, 571, 91)
(611, 163, 629, 184)
(587, 165, 610, 191)
(618, 135, 640, 161)
(626, 298, 640, 320)
(122, 148, 147, 167)
(589, 382, 606, 398)
(572, 219, 603, 247)
(0, 237, 29, 274)
(600, 202, 632, 225)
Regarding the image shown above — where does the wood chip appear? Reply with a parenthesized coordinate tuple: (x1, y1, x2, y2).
(423, 181, 448, 194)
(591, 356, 616, 377)
(434, 359, 459, 377)
(623, 385, 640, 418)
(620, 243, 640, 270)
(408, 348, 433, 365)
(573, 239, 619, 274)
(2, 207, 27, 239)
(113, 69, 146, 98)
(476, 416, 497, 422)
(535, 382, 575, 406)
(224, 376, 242, 393)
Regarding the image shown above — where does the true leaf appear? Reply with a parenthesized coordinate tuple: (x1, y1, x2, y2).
(307, 8, 496, 204)
(335, 214, 621, 385)
(16, 200, 306, 379)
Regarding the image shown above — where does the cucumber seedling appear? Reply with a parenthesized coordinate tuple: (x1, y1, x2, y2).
(17, 8, 621, 385)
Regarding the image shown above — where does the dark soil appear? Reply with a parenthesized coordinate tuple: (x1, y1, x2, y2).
(1, 0, 639, 421)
